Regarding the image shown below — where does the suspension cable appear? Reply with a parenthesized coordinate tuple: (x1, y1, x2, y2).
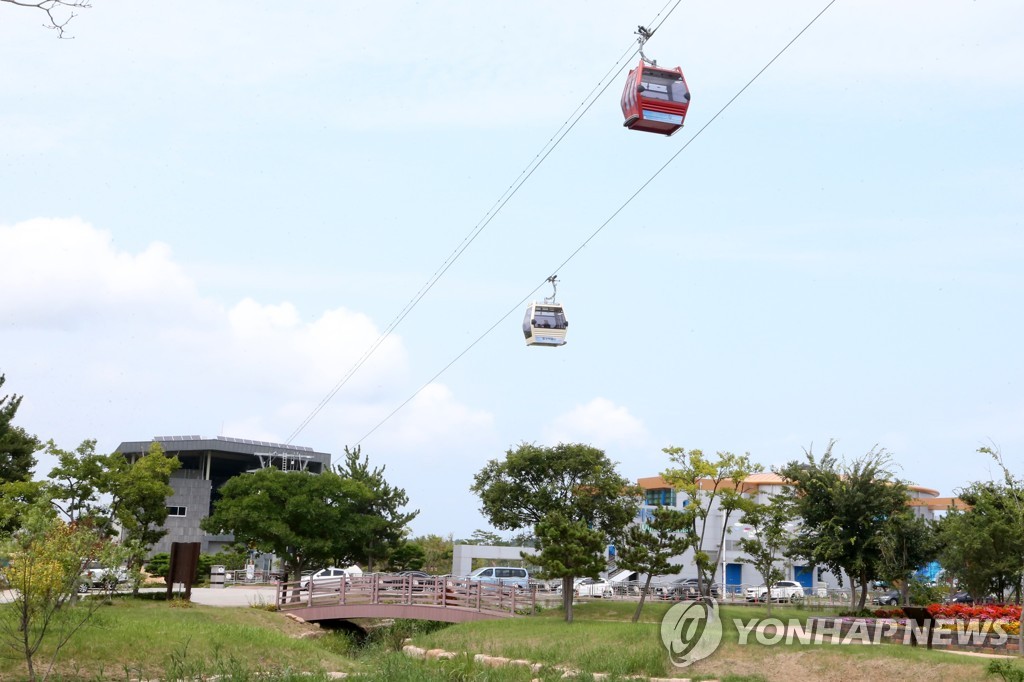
(355, 0, 840, 445)
(285, 1, 688, 444)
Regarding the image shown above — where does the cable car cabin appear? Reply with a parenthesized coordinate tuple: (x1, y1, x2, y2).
(523, 302, 568, 347)
(621, 62, 690, 136)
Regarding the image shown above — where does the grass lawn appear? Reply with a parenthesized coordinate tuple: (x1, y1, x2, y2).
(0, 596, 358, 680)
(0, 595, 1013, 681)
(414, 599, 1005, 681)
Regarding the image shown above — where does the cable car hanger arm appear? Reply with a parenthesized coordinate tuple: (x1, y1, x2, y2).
(636, 25, 657, 66)
(544, 275, 559, 304)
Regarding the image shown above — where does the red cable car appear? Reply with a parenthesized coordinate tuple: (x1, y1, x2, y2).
(621, 61, 691, 136)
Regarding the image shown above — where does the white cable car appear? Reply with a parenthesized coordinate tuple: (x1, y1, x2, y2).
(523, 276, 568, 347)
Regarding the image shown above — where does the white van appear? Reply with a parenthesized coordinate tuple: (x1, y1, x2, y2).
(467, 566, 530, 590)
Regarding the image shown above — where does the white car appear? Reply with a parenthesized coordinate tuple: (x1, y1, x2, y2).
(745, 580, 805, 602)
(574, 578, 613, 598)
(299, 567, 350, 593)
(78, 562, 129, 593)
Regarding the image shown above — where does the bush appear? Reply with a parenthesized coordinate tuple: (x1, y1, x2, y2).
(988, 660, 1024, 682)
(872, 608, 904, 618)
(909, 580, 946, 606)
(838, 609, 877, 618)
(143, 552, 220, 585)
(144, 553, 170, 580)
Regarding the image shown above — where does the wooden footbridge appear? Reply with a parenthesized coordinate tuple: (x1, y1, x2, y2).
(275, 573, 533, 624)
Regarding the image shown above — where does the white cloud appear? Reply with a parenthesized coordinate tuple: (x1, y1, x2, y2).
(216, 298, 407, 398)
(543, 397, 647, 446)
(3, 217, 485, 460)
(361, 383, 495, 456)
(0, 217, 202, 328)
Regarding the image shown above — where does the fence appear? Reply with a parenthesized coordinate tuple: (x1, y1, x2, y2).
(275, 573, 529, 617)
(569, 579, 854, 606)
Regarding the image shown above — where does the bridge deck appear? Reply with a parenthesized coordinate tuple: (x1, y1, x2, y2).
(276, 573, 532, 622)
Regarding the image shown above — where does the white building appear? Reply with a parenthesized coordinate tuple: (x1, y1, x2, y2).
(635, 473, 961, 595)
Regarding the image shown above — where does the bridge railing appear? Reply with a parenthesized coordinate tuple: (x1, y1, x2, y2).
(275, 573, 531, 617)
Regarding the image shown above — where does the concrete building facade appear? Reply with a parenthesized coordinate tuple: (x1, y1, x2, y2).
(115, 435, 332, 555)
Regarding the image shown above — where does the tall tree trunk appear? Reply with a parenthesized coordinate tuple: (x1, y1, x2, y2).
(562, 576, 574, 623)
(633, 575, 653, 623)
(22, 605, 36, 682)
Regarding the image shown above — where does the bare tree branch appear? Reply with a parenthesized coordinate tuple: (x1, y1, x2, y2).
(0, 0, 92, 39)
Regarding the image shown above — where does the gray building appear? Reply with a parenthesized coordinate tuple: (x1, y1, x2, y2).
(115, 435, 332, 555)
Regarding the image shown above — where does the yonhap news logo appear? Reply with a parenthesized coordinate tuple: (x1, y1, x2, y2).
(659, 606, 1017, 668)
(659, 598, 723, 667)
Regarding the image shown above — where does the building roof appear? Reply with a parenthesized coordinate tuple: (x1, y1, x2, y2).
(639, 472, 959, 506)
(907, 496, 969, 511)
(638, 472, 788, 493)
(115, 435, 332, 467)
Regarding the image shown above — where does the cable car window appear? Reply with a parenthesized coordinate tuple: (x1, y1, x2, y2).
(534, 310, 566, 329)
(641, 69, 688, 103)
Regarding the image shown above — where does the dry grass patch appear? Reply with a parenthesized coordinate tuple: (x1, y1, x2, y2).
(681, 638, 994, 681)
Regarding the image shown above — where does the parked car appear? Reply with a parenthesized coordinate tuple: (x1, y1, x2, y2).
(575, 578, 613, 598)
(466, 566, 531, 591)
(79, 562, 129, 593)
(652, 577, 693, 599)
(552, 578, 586, 594)
(654, 577, 720, 600)
(745, 581, 805, 602)
(872, 589, 901, 606)
(611, 580, 641, 596)
(944, 591, 975, 604)
(299, 567, 350, 593)
(395, 570, 439, 591)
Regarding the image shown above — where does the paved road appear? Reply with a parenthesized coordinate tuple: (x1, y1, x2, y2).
(158, 585, 280, 607)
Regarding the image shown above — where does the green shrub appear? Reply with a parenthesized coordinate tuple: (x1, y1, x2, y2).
(988, 660, 1024, 682)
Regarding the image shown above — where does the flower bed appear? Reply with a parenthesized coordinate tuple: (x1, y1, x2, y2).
(800, 603, 1022, 655)
(873, 604, 1022, 620)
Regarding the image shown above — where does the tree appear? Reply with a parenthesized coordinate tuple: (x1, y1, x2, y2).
(0, 479, 45, 536)
(981, 444, 1024, 661)
(201, 468, 369, 586)
(407, 534, 454, 575)
(613, 505, 690, 622)
(464, 529, 506, 546)
(937, 480, 1024, 603)
(876, 509, 938, 606)
(211, 543, 252, 572)
(778, 441, 909, 610)
(0, 499, 110, 682)
(105, 442, 179, 594)
(333, 446, 419, 571)
(471, 442, 639, 623)
(44, 439, 178, 594)
(45, 439, 107, 524)
(0, 373, 40, 486)
(736, 493, 795, 616)
(385, 541, 426, 572)
(661, 448, 761, 598)
(533, 511, 607, 610)
(0, 0, 91, 39)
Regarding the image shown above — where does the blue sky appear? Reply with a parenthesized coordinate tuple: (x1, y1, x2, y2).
(2, 1, 1022, 538)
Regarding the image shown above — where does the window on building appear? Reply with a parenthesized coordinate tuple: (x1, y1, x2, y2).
(166, 506, 187, 517)
(644, 488, 676, 506)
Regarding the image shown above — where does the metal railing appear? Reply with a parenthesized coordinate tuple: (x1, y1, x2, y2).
(594, 580, 853, 606)
(222, 569, 280, 584)
(275, 573, 532, 617)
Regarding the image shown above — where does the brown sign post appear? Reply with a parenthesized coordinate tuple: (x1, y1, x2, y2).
(902, 606, 937, 649)
(166, 542, 201, 601)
